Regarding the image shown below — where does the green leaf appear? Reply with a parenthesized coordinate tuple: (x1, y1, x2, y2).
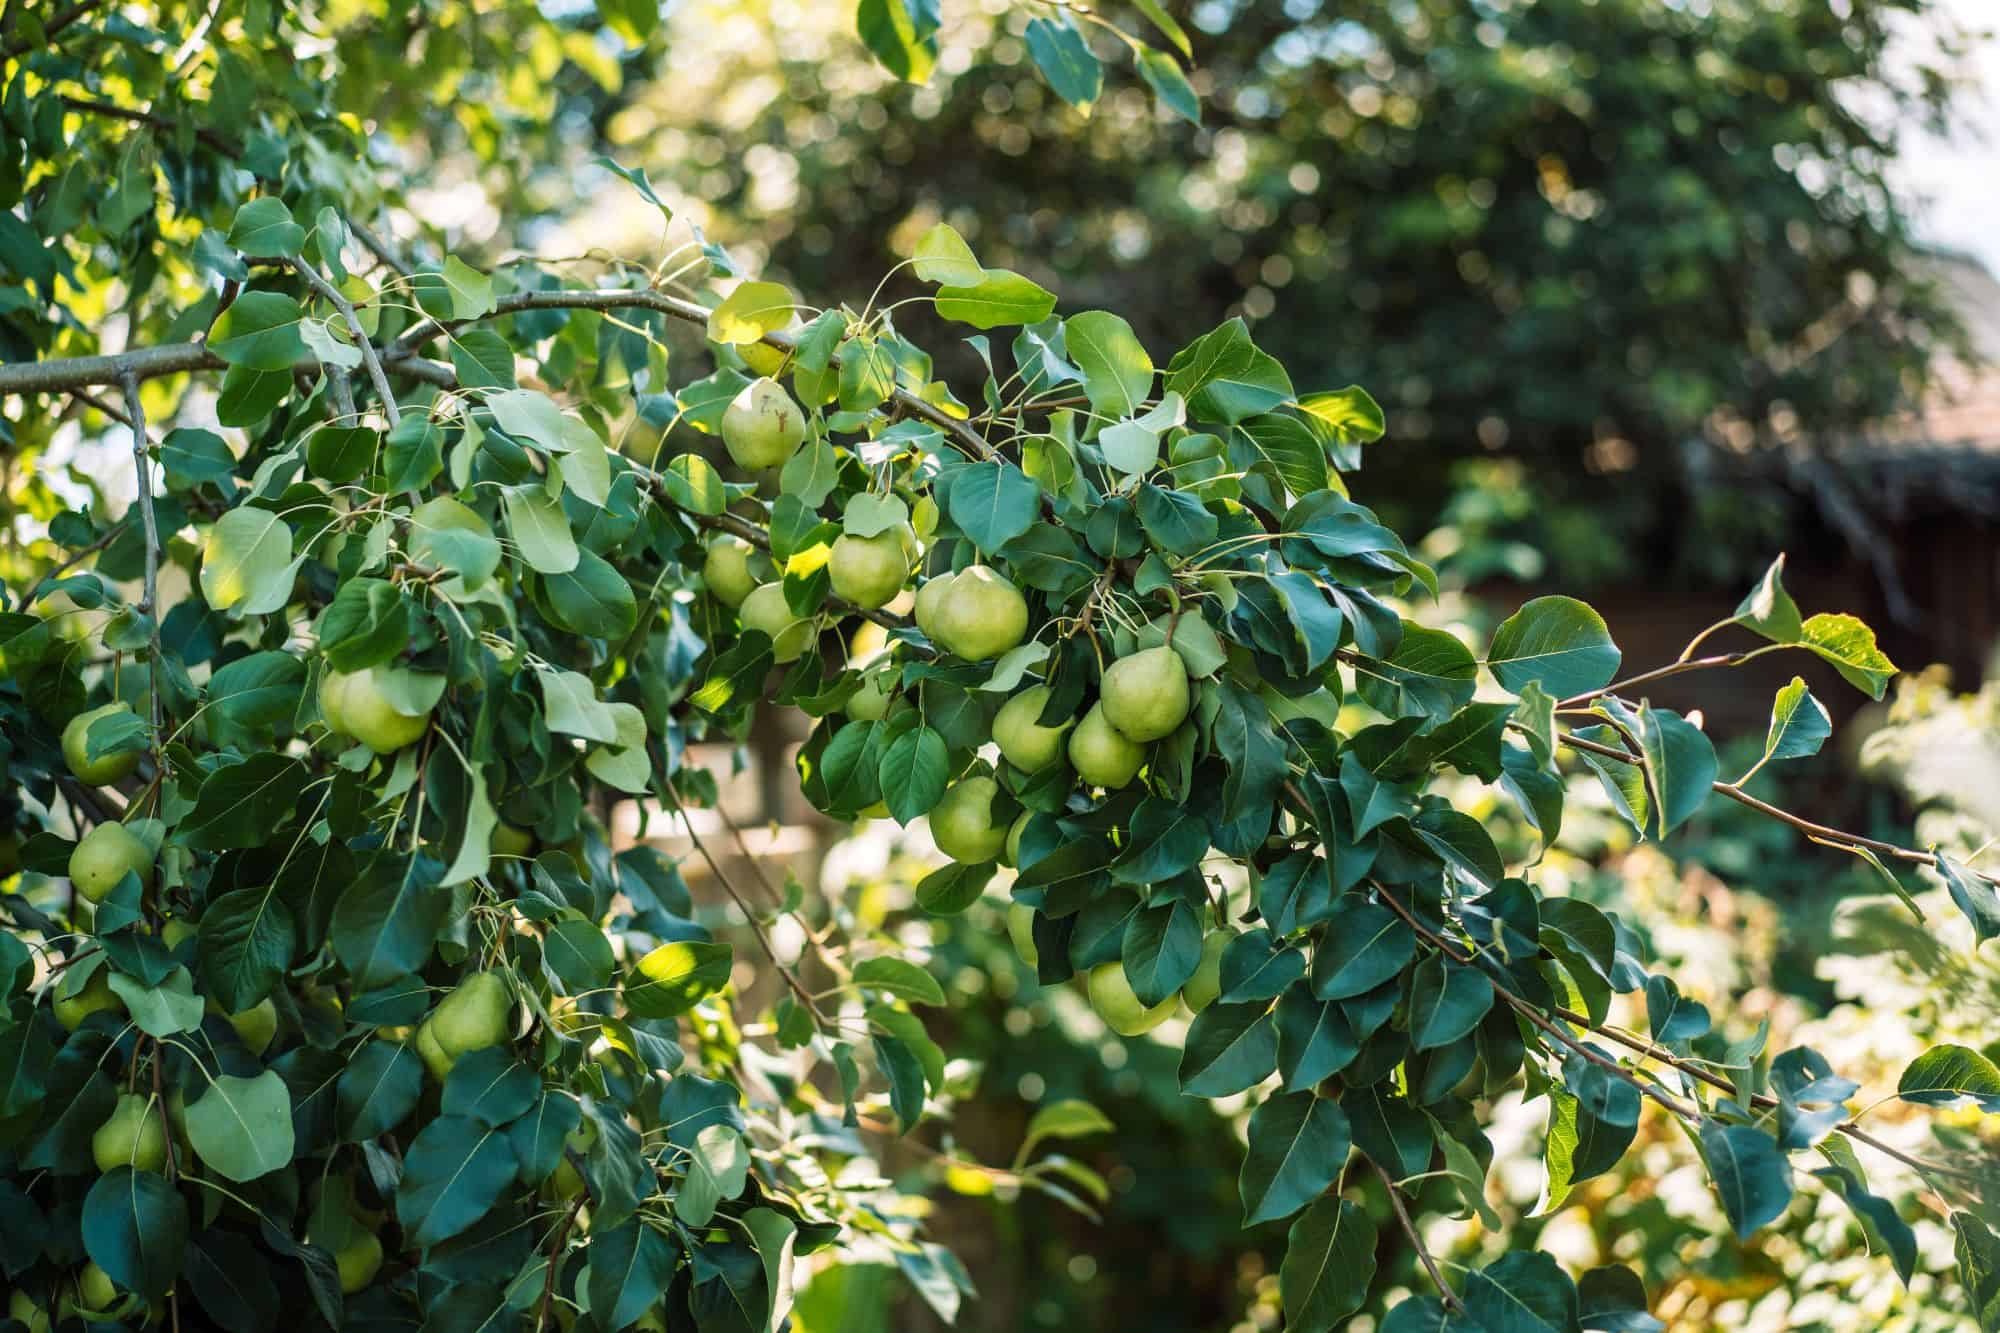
(439, 255, 494, 318)
(1135, 483, 1218, 556)
(1577, 1265, 1663, 1333)
(546, 916, 616, 992)
(1165, 319, 1294, 427)
(1240, 1092, 1350, 1226)
(1025, 15, 1102, 109)
(317, 578, 410, 671)
(1310, 901, 1414, 1000)
(853, 956, 947, 1007)
(449, 327, 515, 389)
(180, 753, 309, 850)
(946, 461, 1041, 553)
(1297, 386, 1387, 446)
(197, 885, 294, 1012)
(934, 269, 1058, 329)
(1352, 623, 1478, 722)
(589, 1217, 679, 1326)
(337, 1040, 423, 1141)
(1760, 676, 1830, 765)
(1130, 0, 1192, 56)
(677, 1123, 750, 1227)
(1594, 699, 1717, 839)
(1136, 47, 1201, 126)
(708, 280, 795, 344)
(209, 291, 306, 371)
(912, 223, 984, 286)
(441, 1048, 541, 1128)
(227, 198, 306, 258)
(331, 854, 449, 989)
(200, 508, 295, 615)
(1407, 954, 1494, 1051)
(855, 0, 935, 82)
(106, 966, 206, 1037)
(1279, 1197, 1376, 1333)
(626, 940, 733, 1017)
(1180, 1002, 1278, 1098)
(1813, 1165, 1916, 1284)
(186, 1072, 296, 1181)
(1487, 596, 1621, 700)
(503, 485, 579, 574)
(1018, 1099, 1114, 1163)
(1463, 1251, 1579, 1333)
(159, 427, 237, 487)
(1955, 1212, 2000, 1332)
(1734, 554, 1802, 644)
(1700, 1121, 1793, 1239)
(878, 725, 949, 823)
(1111, 797, 1210, 884)
(395, 1114, 519, 1248)
(1800, 612, 1896, 699)
(1122, 899, 1203, 1006)
(544, 550, 638, 637)
(874, 1033, 929, 1132)
(382, 414, 444, 493)
(1065, 311, 1153, 419)
(1898, 1044, 2000, 1112)
(82, 1168, 188, 1300)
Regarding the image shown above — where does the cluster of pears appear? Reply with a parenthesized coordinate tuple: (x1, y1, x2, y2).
(319, 664, 434, 753)
(10, 1261, 141, 1327)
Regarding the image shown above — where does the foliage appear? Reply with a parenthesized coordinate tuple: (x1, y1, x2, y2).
(1, 4, 1997, 1332)
(603, 0, 1976, 582)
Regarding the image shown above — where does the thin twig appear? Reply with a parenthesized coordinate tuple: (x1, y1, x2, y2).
(533, 1192, 587, 1332)
(1540, 722, 1981, 880)
(665, 782, 828, 1029)
(2, 0, 103, 56)
(1368, 1156, 1463, 1313)
(59, 95, 241, 157)
(1557, 650, 1757, 709)
(281, 257, 400, 428)
(349, 218, 412, 278)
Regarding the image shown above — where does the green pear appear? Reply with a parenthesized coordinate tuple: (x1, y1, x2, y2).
(431, 971, 511, 1058)
(414, 1019, 455, 1082)
(929, 776, 1009, 864)
(9, 1289, 48, 1333)
(1067, 703, 1144, 788)
(1004, 811, 1030, 867)
(1099, 645, 1190, 743)
(992, 686, 1071, 772)
(720, 377, 806, 470)
(491, 820, 535, 858)
(829, 531, 911, 609)
(932, 565, 1027, 661)
(335, 1229, 383, 1294)
(209, 996, 278, 1056)
(703, 534, 760, 607)
(548, 1118, 598, 1200)
(739, 583, 815, 663)
(75, 1263, 122, 1314)
(912, 571, 956, 642)
(1181, 929, 1234, 1013)
(62, 702, 142, 786)
(844, 671, 895, 721)
(320, 666, 432, 753)
(54, 968, 123, 1031)
(92, 1093, 167, 1173)
(68, 822, 153, 902)
(1087, 962, 1178, 1037)
(1007, 901, 1039, 968)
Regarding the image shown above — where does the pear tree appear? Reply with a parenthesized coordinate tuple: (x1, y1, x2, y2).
(0, 3, 1995, 1331)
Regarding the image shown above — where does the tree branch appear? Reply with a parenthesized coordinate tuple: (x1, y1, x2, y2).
(1367, 1155, 1463, 1313)
(1528, 721, 1988, 885)
(59, 96, 241, 157)
(388, 286, 995, 462)
(3, 0, 102, 57)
